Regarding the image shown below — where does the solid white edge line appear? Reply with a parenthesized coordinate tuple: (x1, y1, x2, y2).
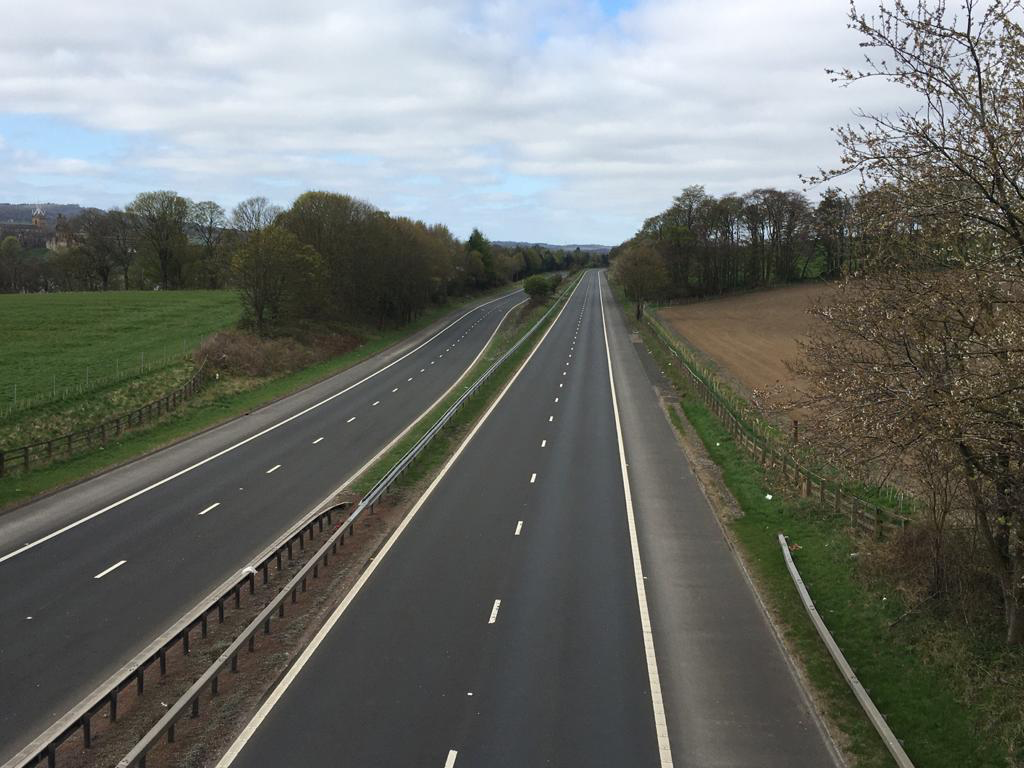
(215, 274, 587, 767)
(488, 598, 501, 624)
(598, 272, 675, 768)
(444, 749, 458, 768)
(1, 298, 532, 768)
(0, 289, 523, 567)
(94, 559, 127, 579)
(198, 503, 220, 516)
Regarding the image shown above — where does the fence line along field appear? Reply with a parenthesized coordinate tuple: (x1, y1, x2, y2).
(657, 282, 837, 420)
(0, 290, 241, 413)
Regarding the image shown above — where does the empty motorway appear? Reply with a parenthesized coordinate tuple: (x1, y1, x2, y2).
(0, 287, 527, 764)
(217, 270, 839, 767)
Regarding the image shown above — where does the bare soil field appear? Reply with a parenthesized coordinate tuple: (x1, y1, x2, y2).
(657, 282, 838, 418)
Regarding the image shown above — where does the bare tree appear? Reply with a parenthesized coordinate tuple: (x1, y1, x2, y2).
(800, 0, 1024, 644)
(189, 200, 229, 288)
(232, 196, 282, 235)
(127, 191, 190, 288)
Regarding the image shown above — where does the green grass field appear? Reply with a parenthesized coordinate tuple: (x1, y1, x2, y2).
(0, 291, 241, 411)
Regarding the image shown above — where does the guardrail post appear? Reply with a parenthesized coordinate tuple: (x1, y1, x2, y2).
(82, 714, 92, 747)
(182, 627, 190, 655)
(159, 648, 167, 675)
(109, 690, 118, 722)
(201, 614, 208, 638)
(136, 667, 145, 694)
(217, 599, 225, 623)
(261, 563, 269, 585)
(0, 450, 4, 477)
(212, 674, 219, 697)
(47, 743, 56, 768)
(191, 697, 199, 718)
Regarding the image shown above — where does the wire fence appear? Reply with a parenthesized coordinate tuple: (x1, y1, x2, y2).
(643, 307, 909, 538)
(0, 362, 207, 478)
(0, 340, 202, 420)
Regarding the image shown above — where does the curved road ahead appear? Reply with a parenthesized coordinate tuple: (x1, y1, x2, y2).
(0, 287, 526, 764)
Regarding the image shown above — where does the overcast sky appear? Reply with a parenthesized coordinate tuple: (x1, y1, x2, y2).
(0, 0, 905, 244)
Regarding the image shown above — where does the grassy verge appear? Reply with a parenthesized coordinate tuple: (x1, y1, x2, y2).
(615, 283, 1013, 768)
(0, 284, 520, 512)
(352, 274, 578, 500)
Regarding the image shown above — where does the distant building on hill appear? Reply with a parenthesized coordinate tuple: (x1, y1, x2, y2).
(0, 206, 50, 249)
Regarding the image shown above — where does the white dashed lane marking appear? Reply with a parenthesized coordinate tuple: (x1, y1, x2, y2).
(266, 464, 281, 474)
(94, 560, 127, 580)
(541, 439, 546, 447)
(515, 521, 524, 536)
(488, 599, 501, 624)
(530, 473, 537, 483)
(313, 437, 324, 444)
(198, 502, 220, 516)
(347, 416, 356, 423)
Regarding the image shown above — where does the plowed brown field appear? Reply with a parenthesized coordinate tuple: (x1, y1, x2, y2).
(657, 282, 837, 415)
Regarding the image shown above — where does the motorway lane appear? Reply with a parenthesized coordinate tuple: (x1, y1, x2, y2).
(221, 270, 665, 767)
(601, 273, 839, 766)
(0, 288, 526, 762)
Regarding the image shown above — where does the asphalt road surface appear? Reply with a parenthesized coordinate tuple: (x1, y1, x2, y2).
(219, 270, 839, 768)
(0, 287, 526, 764)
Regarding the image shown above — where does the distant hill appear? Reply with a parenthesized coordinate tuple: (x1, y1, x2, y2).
(0, 203, 87, 229)
(494, 240, 612, 254)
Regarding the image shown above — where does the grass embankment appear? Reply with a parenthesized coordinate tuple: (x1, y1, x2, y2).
(0, 285, 520, 511)
(615, 285, 1017, 768)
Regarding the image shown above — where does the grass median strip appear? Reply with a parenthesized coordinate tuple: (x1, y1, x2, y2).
(613, 282, 1013, 768)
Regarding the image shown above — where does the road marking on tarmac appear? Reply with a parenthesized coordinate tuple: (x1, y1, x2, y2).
(598, 272, 675, 768)
(0, 292, 524, 568)
(213, 282, 577, 767)
(313, 437, 324, 444)
(198, 502, 220, 516)
(515, 520, 523, 536)
(445, 751, 458, 768)
(347, 416, 356, 423)
(266, 464, 281, 474)
(488, 599, 501, 624)
(94, 560, 127, 579)
(541, 439, 547, 447)
(530, 473, 537, 483)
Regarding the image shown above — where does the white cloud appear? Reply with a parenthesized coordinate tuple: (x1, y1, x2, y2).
(0, 0, 908, 242)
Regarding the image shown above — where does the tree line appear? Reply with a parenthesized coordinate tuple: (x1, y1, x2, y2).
(611, 184, 864, 317)
(0, 190, 592, 333)
(614, 0, 1024, 646)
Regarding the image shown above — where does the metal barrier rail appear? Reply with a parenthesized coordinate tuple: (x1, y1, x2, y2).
(109, 275, 579, 768)
(779, 534, 915, 768)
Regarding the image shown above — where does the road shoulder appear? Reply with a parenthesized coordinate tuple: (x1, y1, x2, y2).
(600, 273, 842, 768)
